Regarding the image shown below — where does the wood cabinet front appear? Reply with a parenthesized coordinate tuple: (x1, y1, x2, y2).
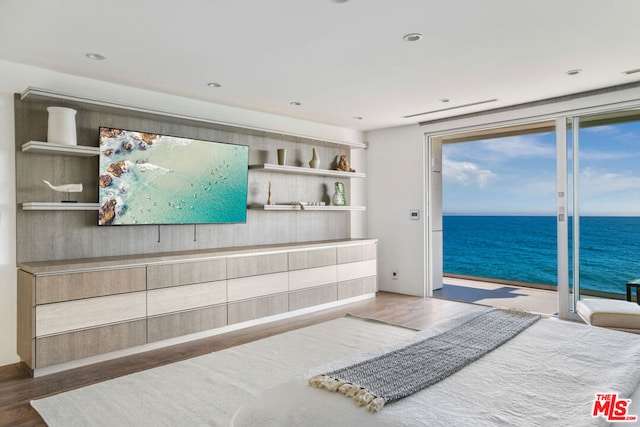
(18, 239, 377, 374)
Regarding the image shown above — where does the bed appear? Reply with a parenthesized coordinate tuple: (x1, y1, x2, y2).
(232, 311, 640, 427)
(30, 306, 640, 426)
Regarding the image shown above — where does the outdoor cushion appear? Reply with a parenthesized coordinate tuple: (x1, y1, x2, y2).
(577, 298, 640, 331)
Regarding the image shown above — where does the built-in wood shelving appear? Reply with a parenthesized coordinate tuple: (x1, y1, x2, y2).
(21, 141, 100, 157)
(248, 204, 365, 211)
(22, 202, 100, 211)
(248, 164, 365, 178)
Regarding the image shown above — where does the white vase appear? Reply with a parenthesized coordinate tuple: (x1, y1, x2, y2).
(47, 106, 77, 145)
(309, 148, 320, 168)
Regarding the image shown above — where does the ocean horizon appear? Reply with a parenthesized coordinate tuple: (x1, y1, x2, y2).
(443, 215, 639, 295)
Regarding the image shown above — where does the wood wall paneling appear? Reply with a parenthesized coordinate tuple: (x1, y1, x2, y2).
(35, 267, 146, 304)
(15, 95, 352, 263)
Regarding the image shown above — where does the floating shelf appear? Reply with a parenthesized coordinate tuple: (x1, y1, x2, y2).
(248, 204, 366, 211)
(21, 87, 367, 149)
(249, 164, 365, 178)
(22, 141, 100, 157)
(22, 202, 100, 211)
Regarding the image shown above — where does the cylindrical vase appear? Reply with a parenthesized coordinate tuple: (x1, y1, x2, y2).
(47, 106, 77, 145)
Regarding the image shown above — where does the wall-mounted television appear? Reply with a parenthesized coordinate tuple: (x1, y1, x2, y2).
(98, 127, 249, 225)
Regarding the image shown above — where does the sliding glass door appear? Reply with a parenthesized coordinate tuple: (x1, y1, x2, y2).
(562, 111, 640, 314)
(429, 108, 640, 318)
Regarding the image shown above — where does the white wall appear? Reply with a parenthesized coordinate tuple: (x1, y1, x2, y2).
(366, 125, 426, 297)
(0, 60, 365, 367)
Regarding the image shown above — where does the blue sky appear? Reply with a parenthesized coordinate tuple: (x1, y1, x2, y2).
(442, 121, 640, 216)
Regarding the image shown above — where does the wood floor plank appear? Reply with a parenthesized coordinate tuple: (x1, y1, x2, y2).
(0, 292, 476, 426)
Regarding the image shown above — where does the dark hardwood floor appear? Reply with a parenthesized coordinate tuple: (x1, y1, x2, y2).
(0, 292, 475, 426)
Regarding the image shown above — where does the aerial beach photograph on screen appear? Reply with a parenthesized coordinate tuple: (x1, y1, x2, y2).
(98, 127, 249, 225)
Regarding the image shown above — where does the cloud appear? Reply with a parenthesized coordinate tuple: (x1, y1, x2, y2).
(475, 135, 556, 159)
(445, 134, 555, 163)
(578, 149, 640, 161)
(442, 157, 496, 188)
(579, 167, 640, 194)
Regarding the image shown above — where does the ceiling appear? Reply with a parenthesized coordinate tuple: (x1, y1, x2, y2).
(2, 0, 640, 132)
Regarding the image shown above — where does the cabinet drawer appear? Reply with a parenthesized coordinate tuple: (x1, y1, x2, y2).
(147, 280, 226, 316)
(227, 272, 289, 302)
(226, 253, 288, 279)
(228, 294, 288, 324)
(35, 292, 147, 337)
(336, 259, 377, 282)
(289, 284, 337, 311)
(35, 319, 146, 368)
(337, 243, 377, 264)
(288, 248, 336, 271)
(35, 268, 146, 304)
(288, 265, 337, 291)
(338, 276, 377, 300)
(147, 259, 226, 290)
(147, 305, 227, 342)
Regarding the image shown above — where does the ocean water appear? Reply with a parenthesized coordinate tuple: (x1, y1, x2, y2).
(443, 216, 640, 295)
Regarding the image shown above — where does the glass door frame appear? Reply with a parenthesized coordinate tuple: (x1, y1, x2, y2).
(555, 117, 581, 320)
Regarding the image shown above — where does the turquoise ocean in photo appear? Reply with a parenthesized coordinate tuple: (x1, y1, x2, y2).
(443, 215, 640, 295)
(99, 129, 248, 225)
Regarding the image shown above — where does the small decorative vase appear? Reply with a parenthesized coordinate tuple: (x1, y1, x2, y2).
(47, 106, 77, 145)
(277, 149, 286, 166)
(332, 182, 346, 206)
(309, 148, 320, 168)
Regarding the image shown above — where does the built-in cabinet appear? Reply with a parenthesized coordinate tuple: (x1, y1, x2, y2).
(17, 239, 377, 375)
(15, 89, 375, 377)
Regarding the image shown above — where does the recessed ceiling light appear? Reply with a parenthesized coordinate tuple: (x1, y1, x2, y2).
(207, 82, 222, 88)
(290, 101, 302, 106)
(85, 53, 106, 61)
(623, 68, 640, 75)
(439, 98, 450, 103)
(403, 33, 423, 42)
(566, 69, 582, 76)
(353, 116, 363, 120)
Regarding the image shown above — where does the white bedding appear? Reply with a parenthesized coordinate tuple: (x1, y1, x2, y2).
(232, 317, 640, 427)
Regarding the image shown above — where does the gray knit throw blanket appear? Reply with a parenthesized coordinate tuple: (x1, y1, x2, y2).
(308, 309, 541, 413)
